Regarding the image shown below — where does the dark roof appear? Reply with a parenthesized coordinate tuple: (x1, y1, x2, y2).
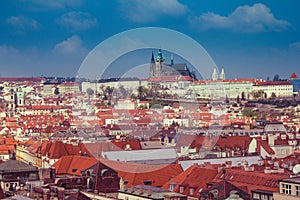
(0, 159, 37, 173)
(200, 180, 250, 199)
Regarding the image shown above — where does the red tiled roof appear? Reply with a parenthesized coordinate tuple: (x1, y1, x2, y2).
(215, 135, 252, 151)
(192, 78, 257, 85)
(255, 81, 292, 86)
(213, 168, 289, 193)
(111, 140, 141, 150)
(162, 164, 218, 197)
(100, 159, 182, 187)
(148, 75, 192, 82)
(0, 77, 45, 82)
(290, 72, 298, 79)
(53, 155, 98, 176)
(258, 140, 275, 154)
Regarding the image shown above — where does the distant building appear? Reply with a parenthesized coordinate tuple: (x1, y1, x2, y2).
(191, 78, 255, 99)
(0, 159, 39, 192)
(253, 81, 293, 98)
(290, 72, 300, 96)
(149, 49, 193, 79)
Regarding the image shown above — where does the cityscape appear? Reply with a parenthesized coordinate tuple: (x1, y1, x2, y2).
(1, 1, 300, 200)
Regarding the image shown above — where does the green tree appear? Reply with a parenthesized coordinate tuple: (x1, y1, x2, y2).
(242, 108, 257, 118)
(86, 88, 94, 96)
(54, 87, 59, 95)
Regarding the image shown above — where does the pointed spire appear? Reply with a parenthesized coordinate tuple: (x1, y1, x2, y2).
(170, 54, 174, 65)
(220, 68, 225, 80)
(151, 51, 155, 63)
(212, 67, 218, 80)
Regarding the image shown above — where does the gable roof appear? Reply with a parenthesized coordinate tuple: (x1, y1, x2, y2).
(212, 168, 289, 193)
(53, 155, 98, 176)
(215, 135, 252, 151)
(200, 180, 250, 199)
(162, 164, 218, 197)
(0, 159, 38, 173)
(100, 158, 182, 187)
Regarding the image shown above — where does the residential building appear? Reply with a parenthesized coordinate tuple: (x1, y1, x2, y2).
(273, 177, 300, 200)
(290, 72, 300, 95)
(162, 164, 218, 199)
(0, 158, 40, 192)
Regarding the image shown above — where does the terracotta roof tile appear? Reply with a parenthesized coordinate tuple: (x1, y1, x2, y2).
(100, 158, 182, 187)
(162, 164, 218, 197)
(53, 155, 98, 176)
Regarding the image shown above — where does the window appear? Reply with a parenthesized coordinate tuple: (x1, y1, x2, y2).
(208, 193, 214, 200)
(253, 192, 260, 199)
(169, 184, 175, 191)
(296, 186, 300, 196)
(179, 186, 184, 193)
(282, 183, 291, 195)
(261, 194, 268, 200)
(189, 188, 194, 195)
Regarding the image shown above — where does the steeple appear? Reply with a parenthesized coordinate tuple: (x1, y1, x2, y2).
(156, 48, 165, 62)
(220, 68, 225, 80)
(212, 67, 218, 81)
(151, 51, 155, 63)
(170, 54, 174, 65)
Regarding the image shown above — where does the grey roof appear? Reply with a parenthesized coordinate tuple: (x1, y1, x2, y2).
(119, 185, 186, 200)
(0, 160, 37, 173)
(279, 177, 300, 184)
(264, 123, 287, 133)
(102, 148, 178, 165)
(166, 64, 187, 71)
(179, 155, 261, 170)
(4, 195, 34, 200)
(140, 141, 165, 150)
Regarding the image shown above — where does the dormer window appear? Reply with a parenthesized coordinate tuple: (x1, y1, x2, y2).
(180, 186, 184, 193)
(189, 188, 194, 195)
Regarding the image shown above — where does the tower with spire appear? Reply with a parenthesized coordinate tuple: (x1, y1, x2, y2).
(150, 52, 156, 78)
(150, 49, 165, 78)
(155, 49, 165, 77)
(220, 68, 225, 80)
(212, 68, 218, 81)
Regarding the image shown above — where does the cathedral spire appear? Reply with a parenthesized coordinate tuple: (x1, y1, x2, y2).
(212, 67, 218, 80)
(220, 68, 225, 80)
(151, 51, 155, 63)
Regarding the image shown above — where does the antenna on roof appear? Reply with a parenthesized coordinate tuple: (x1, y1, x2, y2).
(293, 164, 300, 174)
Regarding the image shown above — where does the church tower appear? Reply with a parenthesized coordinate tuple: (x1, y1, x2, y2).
(212, 67, 218, 80)
(220, 68, 225, 80)
(155, 49, 165, 77)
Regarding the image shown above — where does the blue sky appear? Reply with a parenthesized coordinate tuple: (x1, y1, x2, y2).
(1, 0, 300, 79)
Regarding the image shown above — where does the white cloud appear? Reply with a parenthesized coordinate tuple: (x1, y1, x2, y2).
(58, 11, 98, 31)
(7, 15, 40, 31)
(118, 0, 188, 23)
(191, 3, 290, 33)
(19, 0, 83, 10)
(54, 35, 87, 55)
(289, 42, 300, 50)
